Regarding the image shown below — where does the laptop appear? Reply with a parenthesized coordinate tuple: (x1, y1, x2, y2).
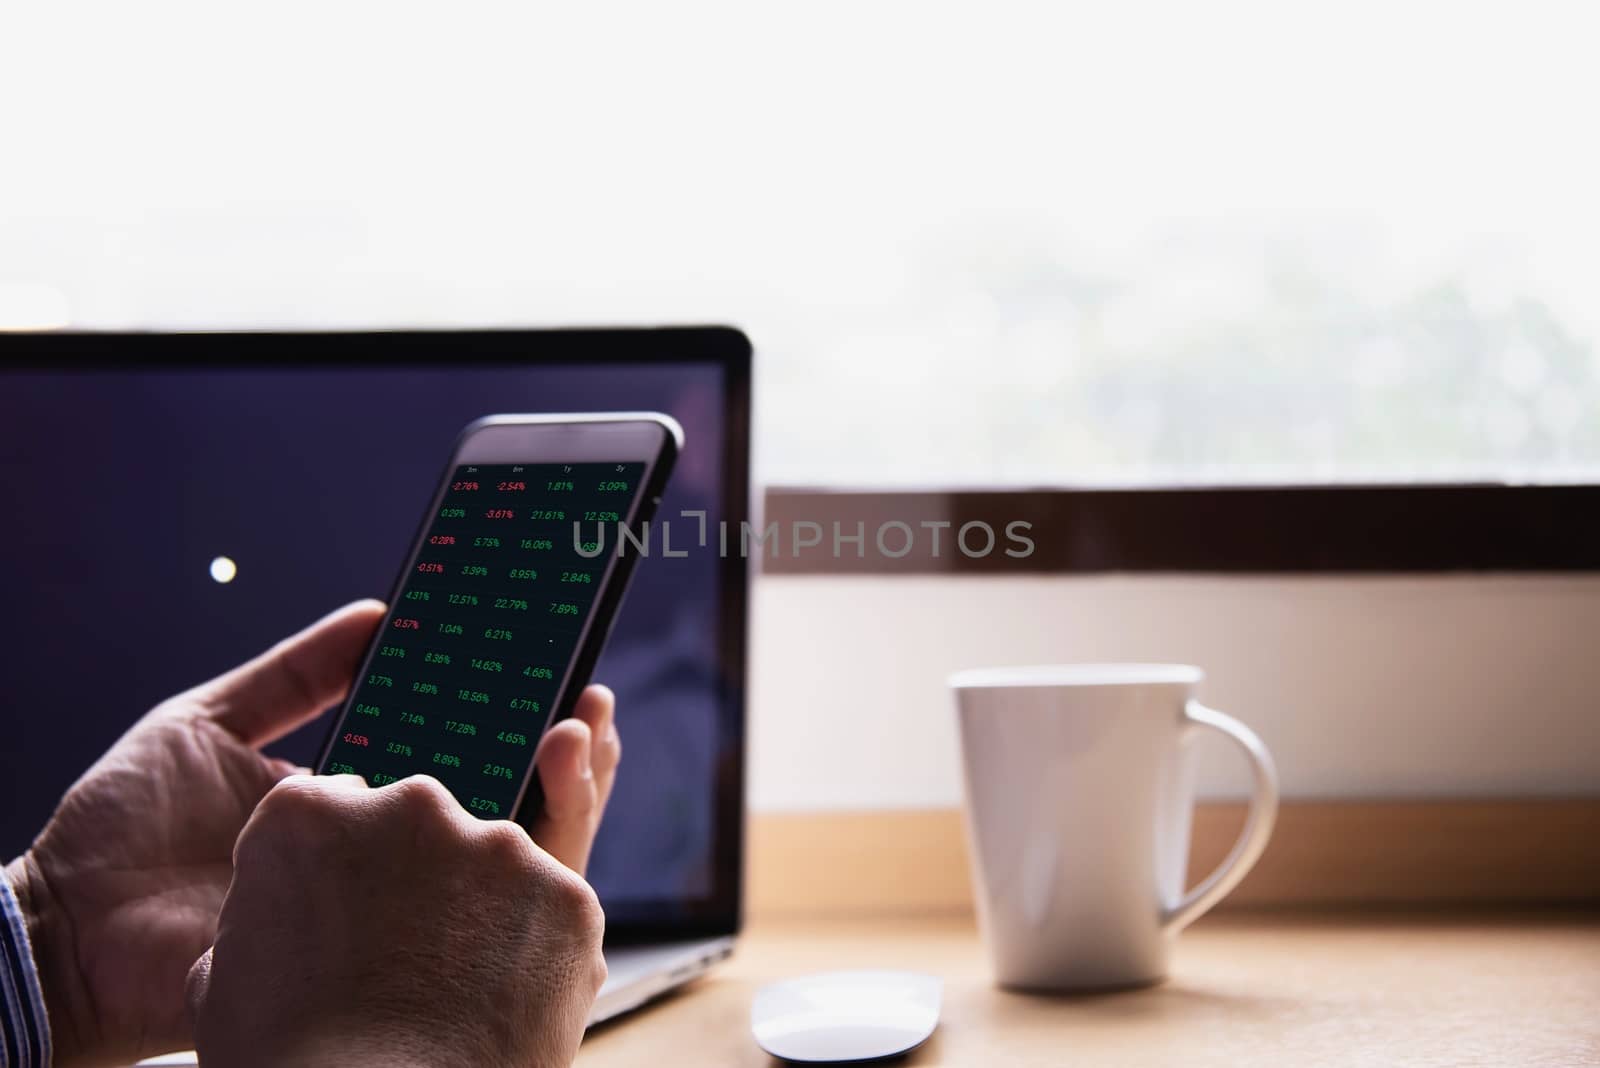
(0, 327, 752, 1059)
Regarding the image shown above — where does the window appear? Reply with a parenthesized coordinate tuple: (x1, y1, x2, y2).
(2, 2, 1595, 485)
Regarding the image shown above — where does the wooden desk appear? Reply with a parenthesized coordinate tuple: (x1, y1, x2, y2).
(579, 911, 1600, 1067)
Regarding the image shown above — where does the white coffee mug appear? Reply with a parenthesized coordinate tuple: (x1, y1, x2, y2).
(950, 664, 1278, 990)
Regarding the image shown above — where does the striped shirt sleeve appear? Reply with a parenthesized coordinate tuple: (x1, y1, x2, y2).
(0, 870, 51, 1068)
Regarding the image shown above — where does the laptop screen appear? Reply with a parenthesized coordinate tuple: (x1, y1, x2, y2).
(0, 330, 748, 935)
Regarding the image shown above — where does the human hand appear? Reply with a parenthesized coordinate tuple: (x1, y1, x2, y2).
(186, 773, 607, 1068)
(4, 600, 621, 1066)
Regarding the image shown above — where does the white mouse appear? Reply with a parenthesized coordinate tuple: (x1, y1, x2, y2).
(751, 969, 942, 1063)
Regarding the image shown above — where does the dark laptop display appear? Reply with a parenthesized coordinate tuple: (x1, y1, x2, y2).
(0, 328, 750, 938)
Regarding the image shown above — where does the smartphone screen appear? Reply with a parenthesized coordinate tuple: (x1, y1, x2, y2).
(321, 459, 646, 818)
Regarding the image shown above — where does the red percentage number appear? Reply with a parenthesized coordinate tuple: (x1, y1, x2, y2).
(484, 509, 515, 519)
(429, 534, 456, 545)
(416, 562, 444, 574)
(451, 480, 479, 491)
(497, 481, 527, 491)
(393, 618, 421, 630)
(342, 732, 370, 747)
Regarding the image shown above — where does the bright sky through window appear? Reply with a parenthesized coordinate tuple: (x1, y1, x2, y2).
(3, 0, 1596, 485)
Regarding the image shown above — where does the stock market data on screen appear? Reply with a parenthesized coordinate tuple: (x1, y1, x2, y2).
(320, 461, 645, 816)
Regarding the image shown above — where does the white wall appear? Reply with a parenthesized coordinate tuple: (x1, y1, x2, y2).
(748, 574, 1600, 811)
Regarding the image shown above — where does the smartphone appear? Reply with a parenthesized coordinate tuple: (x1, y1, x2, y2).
(315, 413, 682, 824)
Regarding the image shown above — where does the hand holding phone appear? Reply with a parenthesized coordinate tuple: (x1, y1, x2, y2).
(192, 773, 607, 1068)
(316, 413, 680, 825)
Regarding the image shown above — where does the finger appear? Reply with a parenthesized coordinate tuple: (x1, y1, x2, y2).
(571, 684, 620, 812)
(532, 718, 599, 873)
(246, 756, 311, 801)
(196, 600, 387, 748)
(264, 757, 309, 780)
(264, 771, 369, 801)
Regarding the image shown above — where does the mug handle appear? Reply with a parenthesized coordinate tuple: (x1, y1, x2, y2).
(1161, 701, 1280, 933)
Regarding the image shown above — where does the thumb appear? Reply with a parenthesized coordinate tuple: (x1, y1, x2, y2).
(185, 946, 213, 1025)
(195, 600, 387, 748)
